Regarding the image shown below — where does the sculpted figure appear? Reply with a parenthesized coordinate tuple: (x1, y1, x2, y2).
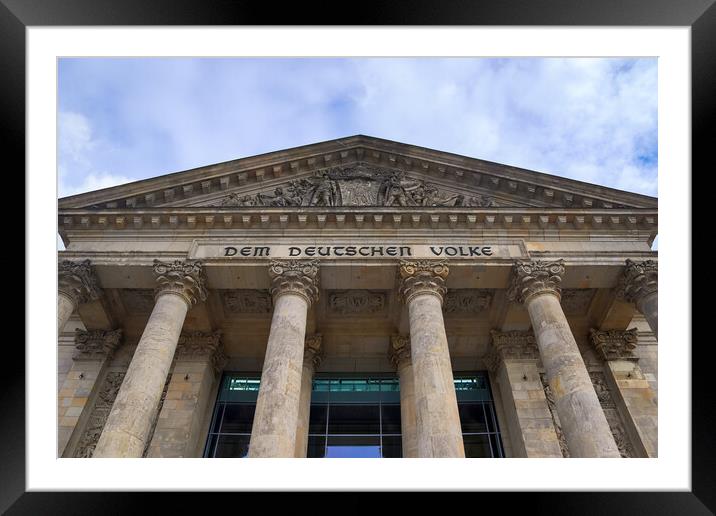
(382, 172, 422, 206)
(308, 173, 338, 206)
(220, 193, 258, 207)
(422, 184, 463, 207)
(258, 187, 301, 207)
(467, 195, 497, 207)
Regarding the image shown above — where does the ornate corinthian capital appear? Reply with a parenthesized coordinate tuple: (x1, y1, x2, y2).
(507, 260, 565, 305)
(485, 330, 539, 372)
(73, 328, 123, 361)
(303, 334, 324, 370)
(589, 328, 639, 362)
(59, 259, 102, 305)
(398, 260, 449, 304)
(153, 259, 208, 307)
(268, 260, 320, 306)
(388, 334, 411, 369)
(176, 330, 227, 375)
(619, 259, 658, 304)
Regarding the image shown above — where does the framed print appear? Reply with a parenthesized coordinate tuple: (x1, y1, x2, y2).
(9, 0, 712, 512)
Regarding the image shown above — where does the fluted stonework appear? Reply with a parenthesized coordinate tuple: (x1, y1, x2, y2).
(508, 260, 620, 458)
(58, 259, 102, 332)
(93, 260, 207, 458)
(295, 334, 324, 457)
(389, 335, 418, 458)
(620, 259, 658, 339)
(399, 260, 464, 458)
(249, 260, 320, 457)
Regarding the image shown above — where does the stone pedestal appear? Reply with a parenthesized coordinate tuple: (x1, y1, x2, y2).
(93, 260, 207, 458)
(590, 328, 658, 457)
(486, 330, 563, 458)
(389, 335, 418, 458)
(248, 260, 319, 458)
(147, 331, 226, 457)
(509, 260, 620, 458)
(620, 260, 658, 339)
(58, 260, 101, 332)
(399, 260, 465, 458)
(58, 329, 122, 457)
(295, 334, 323, 458)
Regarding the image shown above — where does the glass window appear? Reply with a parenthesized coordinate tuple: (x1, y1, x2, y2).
(221, 403, 256, 434)
(308, 404, 328, 434)
(307, 436, 326, 458)
(326, 435, 381, 457)
(381, 404, 402, 434)
(458, 403, 489, 433)
(214, 434, 250, 458)
(327, 404, 380, 434)
(381, 436, 403, 458)
(463, 434, 492, 458)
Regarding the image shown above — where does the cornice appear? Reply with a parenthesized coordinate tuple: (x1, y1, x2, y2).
(57, 136, 657, 211)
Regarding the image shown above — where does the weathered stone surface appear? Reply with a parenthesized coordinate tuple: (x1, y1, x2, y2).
(58, 259, 101, 331)
(619, 259, 658, 339)
(389, 335, 418, 458)
(295, 334, 323, 458)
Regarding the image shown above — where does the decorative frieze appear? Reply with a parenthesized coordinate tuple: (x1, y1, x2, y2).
(73, 329, 123, 361)
(539, 373, 570, 458)
(398, 260, 449, 304)
(153, 259, 208, 307)
(443, 289, 493, 314)
(589, 371, 635, 458)
(176, 330, 227, 375)
(560, 289, 596, 315)
(388, 334, 411, 369)
(507, 260, 565, 305)
(485, 330, 539, 372)
(589, 328, 639, 362)
(327, 290, 386, 315)
(58, 259, 102, 305)
(268, 259, 320, 306)
(618, 259, 658, 304)
(303, 334, 324, 370)
(74, 372, 125, 458)
(142, 374, 172, 458)
(222, 290, 273, 314)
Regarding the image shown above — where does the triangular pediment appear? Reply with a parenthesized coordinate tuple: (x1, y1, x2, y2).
(58, 135, 657, 210)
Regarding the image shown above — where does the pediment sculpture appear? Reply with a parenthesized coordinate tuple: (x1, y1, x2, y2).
(215, 164, 498, 208)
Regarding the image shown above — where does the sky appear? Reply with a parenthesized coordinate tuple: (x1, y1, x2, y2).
(57, 57, 658, 248)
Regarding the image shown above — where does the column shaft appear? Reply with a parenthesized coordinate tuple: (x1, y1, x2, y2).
(408, 293, 465, 458)
(295, 360, 315, 458)
(636, 293, 658, 340)
(526, 293, 620, 457)
(93, 293, 189, 457)
(249, 294, 308, 457)
(58, 292, 76, 333)
(397, 359, 418, 458)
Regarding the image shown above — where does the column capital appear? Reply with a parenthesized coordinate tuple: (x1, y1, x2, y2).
(507, 260, 565, 305)
(388, 334, 411, 369)
(176, 330, 227, 375)
(303, 333, 324, 370)
(269, 260, 320, 307)
(153, 259, 208, 307)
(589, 328, 639, 362)
(618, 259, 658, 304)
(486, 330, 539, 372)
(73, 328, 123, 361)
(59, 259, 102, 305)
(398, 260, 449, 305)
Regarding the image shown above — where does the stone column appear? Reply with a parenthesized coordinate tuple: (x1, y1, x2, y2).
(58, 260, 101, 332)
(147, 331, 227, 457)
(590, 328, 658, 457)
(388, 335, 418, 458)
(93, 260, 207, 458)
(295, 334, 323, 458)
(620, 259, 658, 339)
(58, 329, 122, 457)
(508, 260, 620, 458)
(486, 330, 563, 458)
(248, 260, 319, 458)
(398, 260, 465, 458)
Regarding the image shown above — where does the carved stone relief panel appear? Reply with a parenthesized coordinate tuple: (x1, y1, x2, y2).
(142, 374, 172, 458)
(589, 371, 635, 458)
(560, 289, 596, 315)
(74, 372, 125, 458)
(222, 290, 273, 314)
(326, 290, 387, 316)
(443, 289, 493, 314)
(539, 373, 570, 458)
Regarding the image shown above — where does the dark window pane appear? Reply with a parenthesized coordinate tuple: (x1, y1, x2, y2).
(381, 404, 402, 434)
(307, 436, 326, 458)
(309, 405, 328, 434)
(490, 434, 504, 458)
(209, 403, 226, 434)
(381, 436, 403, 458)
(327, 404, 380, 434)
(326, 435, 381, 457)
(458, 403, 488, 433)
(485, 402, 499, 433)
(221, 403, 256, 433)
(214, 434, 250, 458)
(203, 433, 219, 457)
(463, 434, 492, 458)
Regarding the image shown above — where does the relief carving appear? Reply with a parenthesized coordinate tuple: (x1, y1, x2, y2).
(327, 290, 386, 315)
(589, 328, 639, 362)
(142, 374, 172, 458)
(443, 289, 493, 314)
(507, 260, 565, 305)
(486, 330, 539, 372)
(589, 371, 635, 458)
(74, 372, 125, 458)
(540, 373, 570, 458)
(73, 329, 123, 361)
(176, 330, 227, 375)
(222, 290, 273, 314)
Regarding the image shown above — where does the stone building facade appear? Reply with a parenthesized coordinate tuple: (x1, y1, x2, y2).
(57, 135, 658, 458)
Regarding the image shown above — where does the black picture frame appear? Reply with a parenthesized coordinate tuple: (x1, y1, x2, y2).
(7, 0, 710, 513)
